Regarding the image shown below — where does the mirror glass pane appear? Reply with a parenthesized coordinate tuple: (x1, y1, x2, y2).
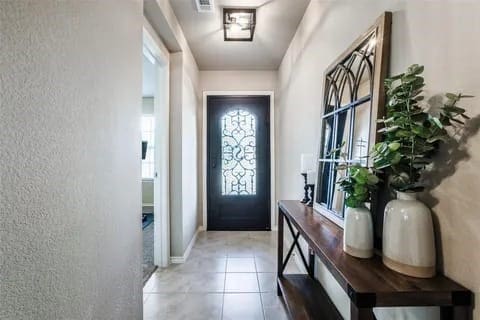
(325, 81, 337, 114)
(321, 117, 335, 158)
(352, 101, 371, 165)
(334, 110, 352, 160)
(338, 69, 353, 107)
(317, 162, 332, 205)
(331, 168, 346, 213)
(356, 63, 372, 99)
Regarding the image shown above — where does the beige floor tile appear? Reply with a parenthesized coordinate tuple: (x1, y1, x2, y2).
(144, 271, 226, 293)
(144, 293, 223, 320)
(264, 306, 289, 320)
(222, 293, 264, 320)
(226, 257, 256, 272)
(169, 256, 227, 273)
(188, 272, 226, 293)
(254, 255, 276, 272)
(257, 273, 276, 292)
(261, 292, 284, 308)
(190, 246, 228, 258)
(143, 271, 191, 293)
(262, 292, 289, 320)
(225, 273, 259, 293)
(226, 244, 256, 257)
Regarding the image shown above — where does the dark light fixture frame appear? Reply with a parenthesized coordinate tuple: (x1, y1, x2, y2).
(223, 8, 256, 42)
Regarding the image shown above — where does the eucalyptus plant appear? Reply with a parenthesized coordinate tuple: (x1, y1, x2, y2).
(372, 64, 473, 191)
(337, 165, 380, 208)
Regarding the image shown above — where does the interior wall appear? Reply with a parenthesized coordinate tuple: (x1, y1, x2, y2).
(199, 70, 278, 92)
(182, 72, 199, 250)
(145, 0, 202, 258)
(0, 1, 143, 319)
(277, 1, 480, 319)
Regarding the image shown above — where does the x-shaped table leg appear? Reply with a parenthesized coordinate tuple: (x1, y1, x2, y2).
(280, 211, 313, 276)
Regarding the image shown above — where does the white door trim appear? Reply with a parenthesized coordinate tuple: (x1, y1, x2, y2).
(202, 91, 276, 231)
(143, 24, 170, 268)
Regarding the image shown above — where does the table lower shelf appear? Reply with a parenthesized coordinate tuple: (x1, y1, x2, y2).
(278, 274, 343, 320)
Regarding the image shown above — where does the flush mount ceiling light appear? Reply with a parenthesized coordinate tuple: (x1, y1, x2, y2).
(223, 8, 256, 41)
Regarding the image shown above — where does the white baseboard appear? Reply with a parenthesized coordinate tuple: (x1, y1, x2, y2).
(199, 225, 206, 231)
(170, 226, 201, 264)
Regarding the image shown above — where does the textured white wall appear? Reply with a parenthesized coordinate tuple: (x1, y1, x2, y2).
(0, 1, 143, 319)
(277, 0, 480, 319)
(145, 0, 202, 258)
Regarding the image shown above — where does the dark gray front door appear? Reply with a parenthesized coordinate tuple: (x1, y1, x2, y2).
(207, 95, 271, 231)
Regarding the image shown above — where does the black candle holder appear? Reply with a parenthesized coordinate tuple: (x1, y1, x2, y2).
(300, 173, 309, 203)
(306, 184, 315, 207)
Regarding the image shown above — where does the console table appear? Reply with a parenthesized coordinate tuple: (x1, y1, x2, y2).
(277, 200, 473, 320)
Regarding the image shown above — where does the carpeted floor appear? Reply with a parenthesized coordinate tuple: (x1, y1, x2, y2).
(143, 213, 156, 283)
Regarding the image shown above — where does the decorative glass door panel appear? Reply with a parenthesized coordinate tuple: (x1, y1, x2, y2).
(221, 109, 257, 195)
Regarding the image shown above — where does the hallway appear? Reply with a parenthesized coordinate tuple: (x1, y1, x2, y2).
(143, 231, 300, 320)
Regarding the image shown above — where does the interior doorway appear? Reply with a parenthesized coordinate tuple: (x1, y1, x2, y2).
(142, 27, 170, 284)
(141, 50, 156, 282)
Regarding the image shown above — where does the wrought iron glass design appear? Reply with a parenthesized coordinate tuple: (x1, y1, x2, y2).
(316, 31, 377, 218)
(221, 109, 257, 195)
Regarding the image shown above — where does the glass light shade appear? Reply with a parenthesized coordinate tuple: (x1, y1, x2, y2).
(224, 8, 256, 41)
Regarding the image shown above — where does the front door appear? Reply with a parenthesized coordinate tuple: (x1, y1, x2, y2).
(207, 95, 271, 230)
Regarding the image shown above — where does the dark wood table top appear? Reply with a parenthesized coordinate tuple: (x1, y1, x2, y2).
(278, 200, 473, 307)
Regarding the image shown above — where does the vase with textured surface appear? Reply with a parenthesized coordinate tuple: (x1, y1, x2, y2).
(343, 206, 374, 259)
(382, 191, 436, 278)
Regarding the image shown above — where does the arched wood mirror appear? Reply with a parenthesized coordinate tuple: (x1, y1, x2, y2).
(314, 12, 392, 231)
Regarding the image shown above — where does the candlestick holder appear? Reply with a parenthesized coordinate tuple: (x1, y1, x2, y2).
(306, 184, 315, 207)
(300, 173, 309, 203)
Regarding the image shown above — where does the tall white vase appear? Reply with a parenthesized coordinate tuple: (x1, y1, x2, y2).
(382, 191, 436, 278)
(343, 206, 374, 258)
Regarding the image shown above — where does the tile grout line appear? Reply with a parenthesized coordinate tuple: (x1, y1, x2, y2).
(220, 256, 227, 320)
(254, 256, 267, 320)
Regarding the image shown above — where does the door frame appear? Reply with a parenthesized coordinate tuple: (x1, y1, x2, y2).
(202, 91, 276, 231)
(143, 22, 170, 267)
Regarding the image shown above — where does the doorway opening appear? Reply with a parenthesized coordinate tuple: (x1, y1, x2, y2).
(142, 28, 170, 284)
(141, 50, 156, 282)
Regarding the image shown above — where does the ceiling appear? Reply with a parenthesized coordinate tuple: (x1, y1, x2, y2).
(169, 0, 310, 70)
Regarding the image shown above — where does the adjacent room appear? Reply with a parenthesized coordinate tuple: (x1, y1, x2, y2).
(2, 1, 479, 320)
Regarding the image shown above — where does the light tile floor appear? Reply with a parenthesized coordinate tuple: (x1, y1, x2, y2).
(143, 231, 301, 320)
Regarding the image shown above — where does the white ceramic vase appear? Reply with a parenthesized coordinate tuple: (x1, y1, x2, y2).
(343, 206, 374, 258)
(382, 191, 436, 278)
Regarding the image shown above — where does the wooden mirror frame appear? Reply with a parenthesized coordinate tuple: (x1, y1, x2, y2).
(313, 12, 392, 238)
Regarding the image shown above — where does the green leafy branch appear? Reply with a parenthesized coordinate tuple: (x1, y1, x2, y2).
(372, 64, 473, 191)
(337, 165, 380, 208)
(331, 143, 380, 208)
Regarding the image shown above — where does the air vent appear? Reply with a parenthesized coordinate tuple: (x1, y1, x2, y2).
(195, 0, 214, 13)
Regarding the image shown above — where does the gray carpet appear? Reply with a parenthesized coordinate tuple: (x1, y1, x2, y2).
(143, 220, 156, 283)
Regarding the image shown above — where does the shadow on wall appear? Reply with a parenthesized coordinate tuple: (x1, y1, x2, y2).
(421, 95, 480, 270)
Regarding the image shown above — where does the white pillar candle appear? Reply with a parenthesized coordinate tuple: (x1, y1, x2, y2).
(307, 170, 315, 184)
(300, 153, 314, 174)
